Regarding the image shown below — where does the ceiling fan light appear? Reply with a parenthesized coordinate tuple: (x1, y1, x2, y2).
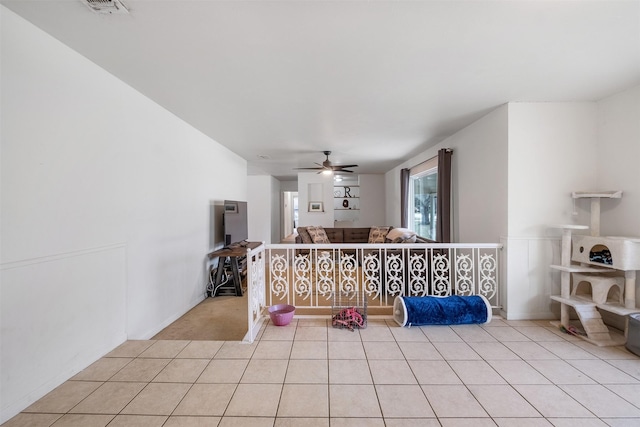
(322, 169, 333, 175)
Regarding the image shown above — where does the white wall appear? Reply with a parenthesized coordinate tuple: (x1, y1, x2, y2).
(247, 176, 270, 242)
(505, 102, 598, 319)
(271, 177, 281, 243)
(503, 95, 639, 319)
(296, 173, 386, 229)
(0, 8, 247, 422)
(297, 172, 334, 227)
(385, 105, 508, 244)
(507, 103, 599, 235)
(444, 105, 509, 243)
(596, 85, 640, 238)
(247, 175, 280, 244)
(354, 174, 386, 227)
(279, 180, 298, 192)
(596, 85, 640, 309)
(384, 102, 619, 321)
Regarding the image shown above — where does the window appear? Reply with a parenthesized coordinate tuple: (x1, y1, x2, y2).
(409, 157, 438, 240)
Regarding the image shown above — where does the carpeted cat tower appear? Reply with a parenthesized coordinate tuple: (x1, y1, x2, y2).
(393, 295, 492, 327)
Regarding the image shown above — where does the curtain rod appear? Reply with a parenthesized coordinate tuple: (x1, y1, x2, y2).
(406, 148, 453, 171)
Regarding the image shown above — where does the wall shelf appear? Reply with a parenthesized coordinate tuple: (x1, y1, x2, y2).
(549, 264, 611, 273)
(334, 185, 359, 222)
(572, 190, 622, 199)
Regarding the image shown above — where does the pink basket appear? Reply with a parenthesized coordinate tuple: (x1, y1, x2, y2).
(268, 304, 295, 326)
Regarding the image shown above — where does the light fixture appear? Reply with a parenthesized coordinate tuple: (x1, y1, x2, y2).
(334, 176, 343, 182)
(81, 0, 129, 14)
(322, 169, 333, 175)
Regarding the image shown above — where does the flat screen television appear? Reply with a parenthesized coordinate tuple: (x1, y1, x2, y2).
(223, 200, 248, 246)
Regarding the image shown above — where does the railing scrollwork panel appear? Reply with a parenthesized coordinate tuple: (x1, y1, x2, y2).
(455, 250, 474, 296)
(362, 251, 382, 300)
(431, 251, 451, 296)
(407, 250, 429, 296)
(264, 243, 502, 312)
(385, 251, 405, 297)
(479, 252, 498, 301)
(269, 253, 289, 298)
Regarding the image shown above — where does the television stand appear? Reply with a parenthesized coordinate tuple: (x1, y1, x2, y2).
(207, 241, 261, 297)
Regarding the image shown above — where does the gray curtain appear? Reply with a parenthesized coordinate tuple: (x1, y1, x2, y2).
(436, 149, 452, 243)
(400, 168, 410, 228)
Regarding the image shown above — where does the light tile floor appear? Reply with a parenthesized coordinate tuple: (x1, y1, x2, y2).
(4, 317, 640, 427)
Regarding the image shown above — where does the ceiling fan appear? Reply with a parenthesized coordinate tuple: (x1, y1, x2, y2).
(294, 151, 358, 174)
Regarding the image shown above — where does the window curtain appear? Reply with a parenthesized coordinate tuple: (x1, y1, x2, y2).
(400, 168, 410, 228)
(436, 148, 452, 243)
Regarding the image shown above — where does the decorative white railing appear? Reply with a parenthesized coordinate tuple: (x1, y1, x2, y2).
(244, 243, 266, 343)
(243, 243, 502, 342)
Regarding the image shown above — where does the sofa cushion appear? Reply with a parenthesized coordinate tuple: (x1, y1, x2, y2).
(324, 228, 344, 243)
(306, 226, 331, 243)
(343, 228, 372, 243)
(368, 226, 391, 243)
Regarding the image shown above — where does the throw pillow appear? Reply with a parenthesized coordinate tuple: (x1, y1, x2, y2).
(306, 226, 331, 244)
(297, 227, 313, 244)
(368, 226, 391, 243)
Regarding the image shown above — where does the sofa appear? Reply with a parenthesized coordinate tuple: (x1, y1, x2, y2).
(294, 225, 437, 264)
(295, 226, 436, 245)
(296, 227, 380, 244)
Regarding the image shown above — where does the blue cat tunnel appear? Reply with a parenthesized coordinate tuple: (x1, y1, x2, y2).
(393, 295, 492, 327)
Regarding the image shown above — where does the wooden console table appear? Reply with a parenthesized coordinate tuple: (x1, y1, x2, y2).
(207, 241, 262, 297)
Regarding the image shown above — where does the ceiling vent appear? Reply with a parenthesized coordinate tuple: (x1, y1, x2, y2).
(82, 0, 129, 15)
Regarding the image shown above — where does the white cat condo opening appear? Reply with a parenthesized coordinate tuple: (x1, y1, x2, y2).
(550, 191, 640, 346)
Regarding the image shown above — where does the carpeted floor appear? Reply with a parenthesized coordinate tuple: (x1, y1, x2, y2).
(153, 235, 300, 342)
(152, 295, 248, 341)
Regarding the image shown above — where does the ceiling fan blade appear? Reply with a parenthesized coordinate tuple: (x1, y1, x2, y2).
(293, 151, 358, 173)
(334, 169, 354, 174)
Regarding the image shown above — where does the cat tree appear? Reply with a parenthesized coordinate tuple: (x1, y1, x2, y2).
(550, 191, 640, 346)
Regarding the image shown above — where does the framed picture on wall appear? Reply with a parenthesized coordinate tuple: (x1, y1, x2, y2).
(309, 202, 324, 212)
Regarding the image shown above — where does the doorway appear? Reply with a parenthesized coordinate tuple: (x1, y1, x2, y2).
(282, 191, 298, 240)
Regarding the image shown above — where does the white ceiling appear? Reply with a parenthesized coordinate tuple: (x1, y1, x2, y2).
(3, 0, 639, 179)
